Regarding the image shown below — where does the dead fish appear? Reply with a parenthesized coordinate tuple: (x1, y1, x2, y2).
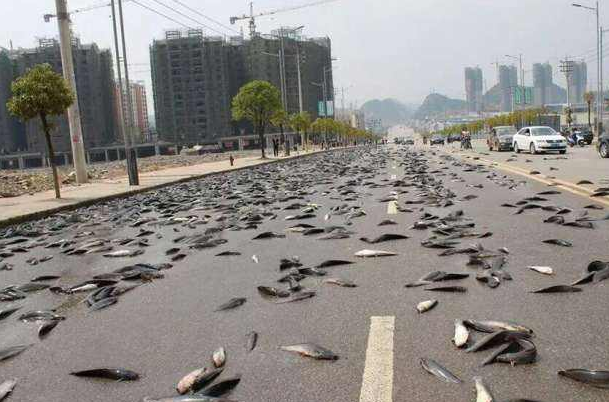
(464, 320, 534, 335)
(103, 249, 144, 258)
(14, 283, 49, 293)
(528, 266, 554, 275)
(425, 286, 467, 293)
(19, 310, 64, 322)
(212, 347, 226, 368)
(481, 342, 515, 366)
(280, 343, 338, 360)
(0, 344, 31, 362)
(542, 239, 572, 247)
(0, 306, 21, 322)
(198, 375, 241, 397)
(378, 219, 397, 226)
(584, 204, 604, 210)
(245, 331, 258, 351)
(495, 339, 537, 366)
(38, 320, 59, 339)
(531, 285, 582, 293)
(252, 232, 285, 240)
(214, 298, 246, 312)
(420, 358, 461, 383)
(359, 234, 409, 244)
(31, 275, 61, 282)
(558, 368, 609, 389)
(315, 260, 354, 268)
(70, 368, 139, 381)
(466, 331, 531, 353)
(354, 249, 397, 257)
(317, 231, 351, 240)
(274, 291, 316, 304)
(89, 297, 118, 311)
(171, 254, 187, 262)
(323, 278, 357, 288)
(279, 258, 302, 270)
(0, 379, 17, 401)
(176, 367, 223, 395)
(215, 251, 241, 256)
(453, 320, 469, 348)
(165, 248, 181, 256)
(474, 376, 495, 402)
(538, 190, 561, 195)
(416, 300, 438, 314)
(257, 286, 290, 298)
(251, 255, 259, 264)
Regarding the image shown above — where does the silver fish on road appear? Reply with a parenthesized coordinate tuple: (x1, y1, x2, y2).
(528, 266, 554, 275)
(354, 249, 397, 258)
(103, 249, 144, 258)
(420, 358, 461, 383)
(474, 376, 495, 402)
(416, 300, 438, 314)
(280, 343, 338, 360)
(0, 379, 17, 401)
(212, 347, 226, 368)
(453, 319, 469, 348)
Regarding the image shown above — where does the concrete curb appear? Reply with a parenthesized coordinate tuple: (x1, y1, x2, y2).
(441, 147, 609, 207)
(0, 147, 353, 229)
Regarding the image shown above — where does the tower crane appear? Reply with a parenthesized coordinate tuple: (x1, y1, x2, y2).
(230, 0, 339, 38)
(44, 0, 132, 22)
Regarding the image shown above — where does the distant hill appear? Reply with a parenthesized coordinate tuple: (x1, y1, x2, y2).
(414, 93, 467, 119)
(360, 98, 414, 126)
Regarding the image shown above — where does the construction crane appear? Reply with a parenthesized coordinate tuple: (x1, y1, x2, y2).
(44, 0, 132, 22)
(230, 0, 339, 38)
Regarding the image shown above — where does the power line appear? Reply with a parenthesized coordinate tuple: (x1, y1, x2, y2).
(146, 0, 228, 36)
(129, 0, 193, 29)
(167, 0, 239, 34)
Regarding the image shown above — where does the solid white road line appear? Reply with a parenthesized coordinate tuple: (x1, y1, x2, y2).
(359, 316, 395, 402)
(387, 200, 398, 215)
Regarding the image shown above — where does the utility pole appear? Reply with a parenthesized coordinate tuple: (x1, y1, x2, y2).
(296, 43, 303, 113)
(116, 0, 139, 185)
(279, 28, 288, 110)
(54, 0, 88, 183)
(110, 0, 127, 172)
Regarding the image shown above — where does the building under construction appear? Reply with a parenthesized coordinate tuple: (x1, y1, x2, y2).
(150, 28, 334, 145)
(0, 38, 118, 155)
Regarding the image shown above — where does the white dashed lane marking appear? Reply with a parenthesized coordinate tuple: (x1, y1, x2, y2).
(359, 316, 395, 402)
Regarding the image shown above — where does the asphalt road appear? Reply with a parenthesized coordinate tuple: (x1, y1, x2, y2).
(1, 145, 609, 402)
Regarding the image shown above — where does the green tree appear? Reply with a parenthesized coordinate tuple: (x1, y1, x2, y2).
(271, 108, 290, 156)
(583, 91, 594, 127)
(7, 64, 75, 199)
(232, 80, 282, 159)
(290, 112, 312, 150)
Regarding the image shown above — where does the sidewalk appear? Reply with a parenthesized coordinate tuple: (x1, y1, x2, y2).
(0, 148, 326, 227)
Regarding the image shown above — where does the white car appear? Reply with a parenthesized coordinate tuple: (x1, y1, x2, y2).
(512, 126, 567, 154)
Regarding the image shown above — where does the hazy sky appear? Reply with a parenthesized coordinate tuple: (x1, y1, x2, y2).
(1, 0, 605, 107)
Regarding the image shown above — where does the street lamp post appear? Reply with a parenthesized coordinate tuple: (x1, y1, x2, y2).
(572, 2, 601, 137)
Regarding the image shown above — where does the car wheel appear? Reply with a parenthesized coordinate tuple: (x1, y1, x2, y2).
(600, 142, 609, 158)
(514, 142, 520, 153)
(530, 142, 537, 154)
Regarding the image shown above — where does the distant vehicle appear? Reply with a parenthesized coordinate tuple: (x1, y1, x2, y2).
(512, 126, 567, 154)
(566, 132, 586, 148)
(572, 128, 593, 145)
(430, 136, 445, 145)
(404, 138, 415, 145)
(447, 134, 461, 144)
(598, 131, 609, 158)
(487, 126, 516, 151)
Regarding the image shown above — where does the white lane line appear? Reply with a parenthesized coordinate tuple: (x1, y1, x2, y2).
(359, 316, 395, 402)
(387, 200, 398, 215)
(390, 174, 397, 180)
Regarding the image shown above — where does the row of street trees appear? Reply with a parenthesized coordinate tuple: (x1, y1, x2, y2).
(232, 80, 377, 158)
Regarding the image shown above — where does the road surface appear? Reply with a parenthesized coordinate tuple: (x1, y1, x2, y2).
(0, 145, 608, 402)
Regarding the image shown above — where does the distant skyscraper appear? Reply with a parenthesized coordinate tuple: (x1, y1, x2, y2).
(464, 67, 483, 113)
(498, 65, 518, 112)
(568, 61, 587, 104)
(533, 63, 553, 106)
(114, 81, 150, 142)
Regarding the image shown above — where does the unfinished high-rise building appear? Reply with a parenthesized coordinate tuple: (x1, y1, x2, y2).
(498, 65, 518, 112)
(0, 48, 26, 154)
(464, 67, 483, 113)
(150, 28, 334, 145)
(568, 61, 587, 104)
(8, 38, 117, 154)
(533, 62, 553, 107)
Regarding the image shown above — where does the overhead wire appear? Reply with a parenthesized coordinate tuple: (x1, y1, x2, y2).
(146, 0, 230, 36)
(166, 0, 239, 34)
(129, 0, 193, 29)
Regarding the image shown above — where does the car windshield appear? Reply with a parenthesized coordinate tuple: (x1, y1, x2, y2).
(496, 127, 515, 136)
(530, 127, 556, 136)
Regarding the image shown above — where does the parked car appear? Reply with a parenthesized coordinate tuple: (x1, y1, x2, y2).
(447, 134, 461, 144)
(598, 131, 609, 158)
(430, 136, 445, 145)
(512, 126, 567, 154)
(487, 126, 516, 151)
